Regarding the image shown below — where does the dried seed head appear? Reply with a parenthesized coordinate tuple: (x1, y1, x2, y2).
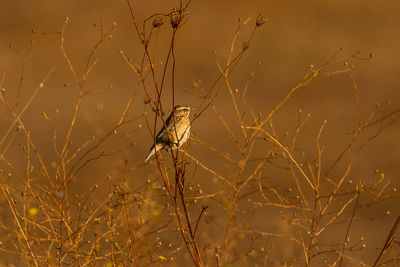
(242, 40, 250, 51)
(170, 10, 181, 28)
(256, 14, 267, 27)
(152, 15, 165, 28)
(170, 8, 187, 29)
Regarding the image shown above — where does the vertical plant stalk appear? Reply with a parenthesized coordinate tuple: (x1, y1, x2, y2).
(338, 190, 360, 266)
(372, 214, 400, 267)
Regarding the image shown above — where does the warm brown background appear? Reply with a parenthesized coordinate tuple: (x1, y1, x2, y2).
(0, 0, 399, 265)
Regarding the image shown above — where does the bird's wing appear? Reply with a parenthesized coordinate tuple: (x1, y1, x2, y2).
(156, 113, 173, 142)
(156, 114, 182, 143)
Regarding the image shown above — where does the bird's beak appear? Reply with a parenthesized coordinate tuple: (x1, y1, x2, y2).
(190, 107, 196, 111)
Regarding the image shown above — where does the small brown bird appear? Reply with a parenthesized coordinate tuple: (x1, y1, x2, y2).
(144, 104, 194, 162)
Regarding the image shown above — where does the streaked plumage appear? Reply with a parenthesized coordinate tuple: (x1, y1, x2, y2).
(145, 105, 194, 162)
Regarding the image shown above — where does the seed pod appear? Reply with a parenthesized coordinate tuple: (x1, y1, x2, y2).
(152, 15, 165, 28)
(170, 8, 187, 29)
(256, 14, 267, 27)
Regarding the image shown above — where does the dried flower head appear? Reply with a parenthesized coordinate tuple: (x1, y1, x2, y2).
(170, 8, 187, 29)
(242, 40, 250, 51)
(152, 15, 165, 28)
(256, 14, 267, 27)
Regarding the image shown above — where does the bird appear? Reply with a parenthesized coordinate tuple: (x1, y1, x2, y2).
(144, 104, 195, 162)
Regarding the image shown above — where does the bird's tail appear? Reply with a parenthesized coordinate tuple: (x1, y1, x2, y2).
(144, 143, 164, 162)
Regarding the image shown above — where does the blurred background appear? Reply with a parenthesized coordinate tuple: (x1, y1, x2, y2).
(0, 0, 399, 265)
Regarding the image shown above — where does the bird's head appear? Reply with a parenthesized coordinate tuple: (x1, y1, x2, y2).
(173, 104, 195, 117)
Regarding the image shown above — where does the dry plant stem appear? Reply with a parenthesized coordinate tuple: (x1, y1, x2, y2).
(319, 113, 388, 227)
(0, 66, 55, 152)
(305, 193, 319, 266)
(304, 128, 390, 265)
(254, 174, 281, 204)
(233, 228, 303, 249)
(316, 192, 359, 238)
(57, 17, 113, 186)
(126, 0, 171, 140)
(149, 152, 201, 264)
(315, 120, 327, 192)
(194, 206, 208, 237)
(183, 151, 234, 189)
(176, 173, 203, 264)
(232, 54, 378, 266)
(126, 2, 177, 177)
(251, 68, 315, 139)
(192, 22, 259, 124)
(54, 19, 115, 263)
(240, 73, 258, 123)
(66, 78, 141, 182)
(247, 126, 315, 190)
(125, 2, 205, 265)
(215, 20, 248, 141)
(338, 190, 360, 267)
(360, 106, 400, 131)
(249, 54, 355, 147)
(171, 19, 269, 264)
(5, 18, 154, 265)
(197, 84, 240, 150)
(222, 151, 271, 262)
(12, 40, 36, 108)
(0, 185, 39, 266)
(372, 214, 400, 267)
(23, 133, 30, 257)
(290, 112, 311, 208)
(190, 136, 236, 163)
(324, 113, 361, 178)
(348, 74, 362, 129)
(155, 159, 200, 266)
(122, 195, 140, 267)
(0, 69, 55, 188)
